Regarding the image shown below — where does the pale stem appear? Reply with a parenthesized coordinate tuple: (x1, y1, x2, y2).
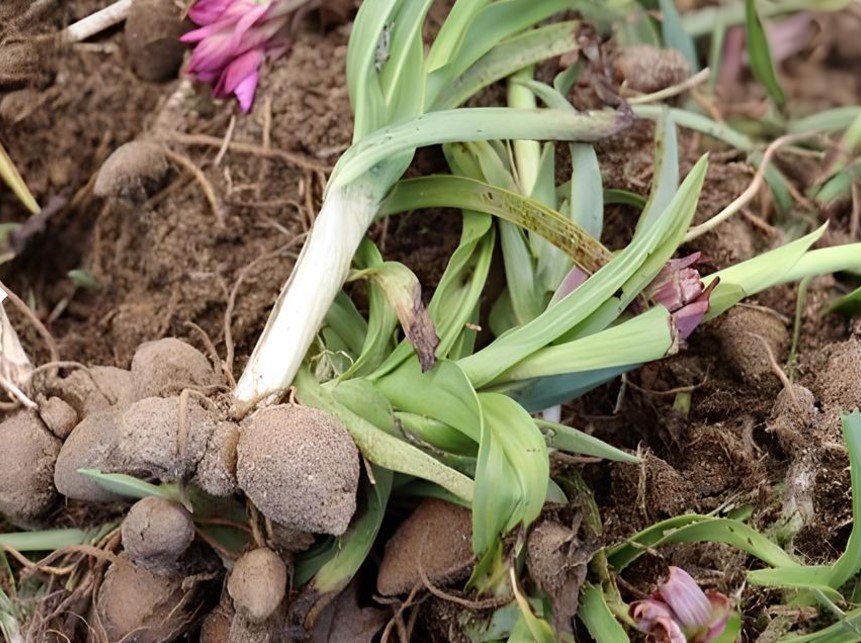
(64, 0, 133, 43)
(234, 184, 378, 408)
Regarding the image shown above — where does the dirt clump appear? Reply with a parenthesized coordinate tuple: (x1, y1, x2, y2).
(228, 548, 288, 623)
(93, 140, 171, 201)
(94, 554, 198, 643)
(377, 498, 473, 596)
(130, 337, 219, 398)
(767, 384, 818, 455)
(38, 365, 135, 419)
(712, 306, 789, 387)
(236, 404, 359, 535)
(810, 339, 861, 440)
(0, 411, 61, 526)
(122, 496, 196, 574)
(613, 45, 690, 93)
(38, 395, 78, 439)
(124, 0, 187, 82)
(193, 420, 240, 496)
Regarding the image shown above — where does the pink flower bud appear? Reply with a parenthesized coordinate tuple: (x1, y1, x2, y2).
(630, 567, 732, 643)
(181, 0, 295, 112)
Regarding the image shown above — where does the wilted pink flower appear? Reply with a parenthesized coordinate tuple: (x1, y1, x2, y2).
(630, 567, 732, 643)
(646, 253, 716, 341)
(181, 0, 296, 112)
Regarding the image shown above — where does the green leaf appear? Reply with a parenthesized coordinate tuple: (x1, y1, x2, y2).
(379, 0, 433, 122)
(511, 570, 556, 643)
(472, 393, 549, 554)
(431, 22, 581, 111)
(606, 514, 798, 572)
(295, 368, 474, 502)
(460, 155, 707, 387)
(350, 260, 439, 372)
(828, 411, 861, 589)
(325, 292, 368, 358)
(76, 469, 180, 502)
(0, 525, 112, 552)
(536, 419, 640, 463)
(303, 467, 392, 593)
(579, 583, 630, 643)
(657, 0, 699, 71)
(331, 107, 628, 189)
(828, 285, 861, 317)
(379, 175, 614, 274)
(0, 141, 39, 214)
(744, 0, 786, 107)
(636, 109, 679, 234)
(746, 566, 843, 602)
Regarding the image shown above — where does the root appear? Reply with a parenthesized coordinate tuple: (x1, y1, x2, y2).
(169, 132, 331, 173)
(162, 148, 225, 228)
(748, 331, 796, 404)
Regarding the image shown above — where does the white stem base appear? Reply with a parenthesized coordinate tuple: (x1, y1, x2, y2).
(64, 0, 133, 43)
(234, 184, 378, 407)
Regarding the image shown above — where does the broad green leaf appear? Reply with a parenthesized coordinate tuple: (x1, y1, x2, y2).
(425, 0, 492, 72)
(746, 566, 843, 602)
(828, 285, 861, 317)
(511, 569, 556, 643)
(657, 0, 699, 71)
(789, 107, 861, 135)
(636, 110, 679, 234)
(395, 412, 477, 455)
(781, 243, 861, 283)
(473, 393, 549, 554)
(432, 22, 581, 111)
(579, 583, 630, 643)
(324, 292, 368, 358)
(604, 188, 647, 209)
(295, 368, 474, 502)
(76, 469, 180, 502)
(331, 107, 628, 189)
(744, 0, 785, 107)
(633, 104, 755, 153)
(779, 605, 861, 643)
(379, 175, 614, 274)
(375, 359, 481, 443)
(379, 0, 433, 122)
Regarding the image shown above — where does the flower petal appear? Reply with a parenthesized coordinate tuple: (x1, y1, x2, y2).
(187, 0, 234, 25)
(658, 567, 713, 630)
(630, 599, 687, 643)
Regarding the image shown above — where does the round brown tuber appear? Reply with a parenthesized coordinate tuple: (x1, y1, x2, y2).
(237, 405, 359, 535)
(124, 0, 186, 82)
(96, 555, 194, 643)
(376, 498, 473, 596)
(613, 45, 690, 94)
(93, 140, 170, 201)
(713, 307, 789, 385)
(130, 337, 218, 399)
(0, 411, 61, 526)
(193, 420, 240, 497)
(39, 365, 135, 419)
(54, 410, 123, 502)
(227, 548, 287, 623)
(122, 496, 195, 573)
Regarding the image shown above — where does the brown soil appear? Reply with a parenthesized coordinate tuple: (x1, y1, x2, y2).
(1, 2, 860, 642)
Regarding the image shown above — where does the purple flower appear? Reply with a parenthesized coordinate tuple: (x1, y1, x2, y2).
(646, 252, 717, 341)
(630, 567, 732, 643)
(181, 0, 295, 112)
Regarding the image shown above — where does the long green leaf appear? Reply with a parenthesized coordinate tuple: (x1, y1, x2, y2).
(579, 583, 630, 643)
(536, 419, 640, 463)
(658, 0, 699, 70)
(744, 0, 785, 106)
(828, 411, 861, 589)
(459, 155, 707, 387)
(379, 175, 614, 273)
(76, 469, 180, 501)
(331, 107, 629, 189)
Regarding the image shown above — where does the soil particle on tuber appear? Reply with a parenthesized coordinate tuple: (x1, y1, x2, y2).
(94, 554, 196, 643)
(809, 339, 861, 440)
(193, 420, 240, 497)
(613, 45, 690, 94)
(200, 600, 233, 643)
(227, 548, 287, 624)
(0, 411, 61, 526)
(124, 0, 187, 82)
(767, 384, 818, 455)
(237, 405, 359, 535)
(39, 365, 135, 419)
(93, 140, 171, 202)
(121, 496, 196, 574)
(38, 395, 78, 439)
(712, 306, 789, 386)
(54, 410, 123, 502)
(376, 498, 473, 596)
(130, 337, 219, 399)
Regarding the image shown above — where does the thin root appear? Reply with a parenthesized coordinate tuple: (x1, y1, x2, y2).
(162, 148, 225, 228)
